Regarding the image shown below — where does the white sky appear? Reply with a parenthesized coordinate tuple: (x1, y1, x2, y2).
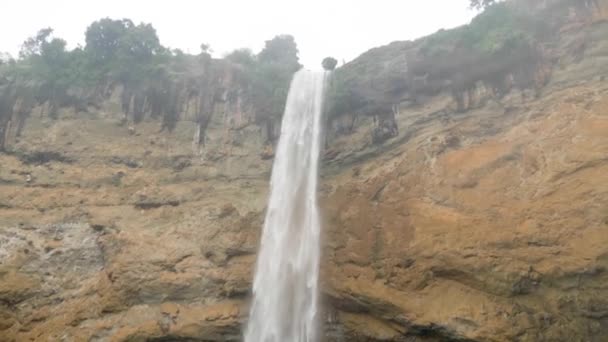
(1, 1, 476, 68)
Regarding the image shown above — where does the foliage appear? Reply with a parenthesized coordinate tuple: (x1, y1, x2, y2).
(19, 28, 54, 58)
(250, 35, 301, 142)
(470, 0, 498, 10)
(0, 52, 14, 65)
(257, 35, 300, 69)
(322, 57, 338, 71)
(325, 70, 361, 120)
(225, 48, 256, 68)
(200, 43, 211, 54)
(85, 18, 165, 85)
(420, 2, 538, 57)
(326, 0, 556, 124)
(85, 19, 132, 65)
(0, 19, 303, 141)
(224, 38, 301, 141)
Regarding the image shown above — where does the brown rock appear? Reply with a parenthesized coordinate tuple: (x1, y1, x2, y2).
(260, 144, 274, 160)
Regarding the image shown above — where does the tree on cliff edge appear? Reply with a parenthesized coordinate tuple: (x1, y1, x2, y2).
(253, 35, 301, 143)
(85, 18, 164, 83)
(470, 0, 498, 10)
(322, 57, 338, 71)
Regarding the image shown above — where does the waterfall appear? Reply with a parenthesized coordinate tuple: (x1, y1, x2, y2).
(245, 70, 327, 342)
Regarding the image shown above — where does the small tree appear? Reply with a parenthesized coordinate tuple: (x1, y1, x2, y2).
(19, 28, 54, 59)
(85, 19, 133, 66)
(252, 35, 301, 142)
(200, 43, 211, 54)
(470, 0, 498, 10)
(225, 48, 256, 67)
(322, 57, 338, 71)
(0, 52, 13, 64)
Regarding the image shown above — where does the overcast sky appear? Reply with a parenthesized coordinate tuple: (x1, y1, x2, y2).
(1, 1, 476, 68)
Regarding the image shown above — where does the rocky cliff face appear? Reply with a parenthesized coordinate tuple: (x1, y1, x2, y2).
(1, 3, 608, 342)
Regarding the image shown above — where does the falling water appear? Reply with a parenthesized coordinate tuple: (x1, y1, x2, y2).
(245, 70, 327, 342)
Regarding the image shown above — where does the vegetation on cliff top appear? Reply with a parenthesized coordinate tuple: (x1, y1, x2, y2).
(1, 0, 597, 150)
(0, 19, 300, 150)
(325, 0, 593, 143)
(470, 0, 499, 10)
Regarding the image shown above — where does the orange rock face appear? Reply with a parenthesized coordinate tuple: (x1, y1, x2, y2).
(322, 81, 608, 341)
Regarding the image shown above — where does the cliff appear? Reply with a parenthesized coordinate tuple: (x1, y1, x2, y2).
(1, 1, 608, 341)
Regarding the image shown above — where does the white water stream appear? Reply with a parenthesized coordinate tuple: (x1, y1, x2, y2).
(245, 70, 327, 342)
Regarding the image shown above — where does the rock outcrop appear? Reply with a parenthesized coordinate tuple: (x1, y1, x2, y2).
(1, 1, 608, 341)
